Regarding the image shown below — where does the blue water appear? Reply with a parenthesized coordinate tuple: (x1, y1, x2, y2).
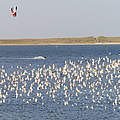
(0, 45, 120, 120)
(0, 45, 119, 64)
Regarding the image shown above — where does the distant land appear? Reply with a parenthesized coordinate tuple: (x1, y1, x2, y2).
(0, 36, 120, 45)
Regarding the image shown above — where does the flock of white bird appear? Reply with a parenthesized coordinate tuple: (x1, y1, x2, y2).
(0, 56, 120, 110)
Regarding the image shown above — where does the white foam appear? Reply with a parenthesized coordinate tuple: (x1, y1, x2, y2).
(33, 56, 46, 60)
(0, 56, 46, 60)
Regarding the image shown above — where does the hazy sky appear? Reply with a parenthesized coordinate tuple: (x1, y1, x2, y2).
(0, 0, 120, 39)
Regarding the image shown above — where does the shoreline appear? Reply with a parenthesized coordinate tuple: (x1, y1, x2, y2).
(0, 43, 120, 45)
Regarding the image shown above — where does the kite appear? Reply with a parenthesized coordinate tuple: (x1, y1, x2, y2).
(9, 6, 17, 17)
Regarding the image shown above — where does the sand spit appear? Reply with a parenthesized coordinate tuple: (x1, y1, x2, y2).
(0, 36, 95, 45)
(0, 36, 120, 45)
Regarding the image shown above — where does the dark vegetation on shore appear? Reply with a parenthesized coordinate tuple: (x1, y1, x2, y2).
(0, 36, 120, 45)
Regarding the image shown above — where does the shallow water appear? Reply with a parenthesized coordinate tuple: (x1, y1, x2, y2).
(0, 45, 120, 120)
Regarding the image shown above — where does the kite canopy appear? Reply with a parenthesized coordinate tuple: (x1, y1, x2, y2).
(10, 6, 17, 17)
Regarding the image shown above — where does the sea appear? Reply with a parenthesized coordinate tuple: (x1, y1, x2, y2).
(0, 45, 120, 120)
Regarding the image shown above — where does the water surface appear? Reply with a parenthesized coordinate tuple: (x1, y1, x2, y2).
(0, 45, 120, 120)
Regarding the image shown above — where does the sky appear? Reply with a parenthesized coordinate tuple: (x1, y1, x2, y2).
(0, 0, 120, 39)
